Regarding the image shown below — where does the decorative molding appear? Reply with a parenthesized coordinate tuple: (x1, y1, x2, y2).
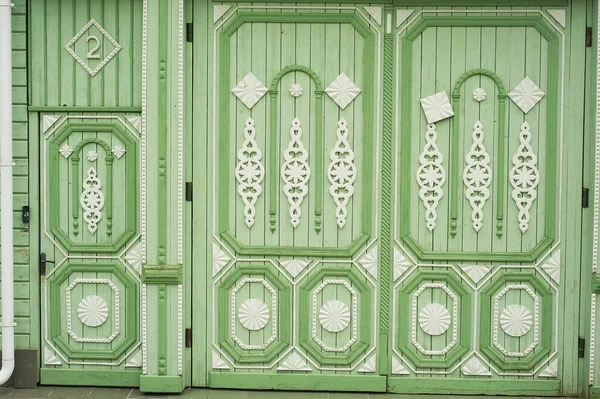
(418, 303, 451, 336)
(238, 298, 270, 331)
(593, 0, 600, 384)
(112, 145, 126, 159)
(393, 247, 410, 281)
(77, 295, 109, 327)
(500, 304, 533, 337)
(212, 351, 230, 370)
(142, 265, 183, 284)
(235, 117, 265, 228)
(312, 280, 358, 352)
(232, 72, 268, 109)
(281, 118, 310, 228)
(43, 115, 61, 133)
(473, 88, 487, 102)
(86, 150, 98, 162)
(392, 357, 410, 375)
(462, 357, 491, 376)
(463, 121, 492, 232)
(325, 73, 361, 110)
(508, 77, 545, 114)
(125, 350, 142, 368)
(541, 249, 560, 284)
(493, 285, 539, 357)
(213, 5, 232, 23)
(509, 122, 540, 233)
(396, 9, 414, 28)
(277, 353, 311, 372)
(358, 355, 377, 373)
(44, 348, 62, 366)
(279, 259, 310, 278)
(539, 359, 558, 378)
(327, 118, 356, 228)
(591, 294, 596, 385)
(126, 116, 141, 132)
(364, 6, 382, 25)
(547, 9, 566, 28)
(289, 83, 303, 97)
(124, 243, 143, 274)
(64, 18, 122, 77)
(80, 166, 105, 234)
(420, 91, 454, 124)
(416, 123, 446, 231)
(359, 245, 378, 279)
(59, 144, 73, 158)
(212, 243, 231, 276)
(319, 300, 351, 333)
(459, 264, 492, 284)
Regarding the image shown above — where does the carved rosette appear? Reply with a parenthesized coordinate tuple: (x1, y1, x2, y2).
(80, 166, 105, 234)
(235, 117, 265, 228)
(463, 121, 492, 232)
(509, 122, 540, 233)
(416, 124, 446, 231)
(327, 118, 356, 228)
(281, 118, 311, 228)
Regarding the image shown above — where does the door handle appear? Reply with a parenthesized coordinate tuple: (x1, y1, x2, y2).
(39, 253, 55, 276)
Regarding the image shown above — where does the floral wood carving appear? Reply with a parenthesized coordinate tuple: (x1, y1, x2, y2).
(416, 123, 446, 231)
(281, 118, 310, 228)
(327, 118, 356, 228)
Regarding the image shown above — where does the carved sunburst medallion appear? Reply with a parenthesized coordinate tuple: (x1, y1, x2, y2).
(77, 295, 109, 327)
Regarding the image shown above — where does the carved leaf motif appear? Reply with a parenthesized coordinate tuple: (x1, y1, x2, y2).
(327, 118, 356, 228)
(281, 118, 310, 228)
(416, 124, 446, 231)
(463, 121, 492, 232)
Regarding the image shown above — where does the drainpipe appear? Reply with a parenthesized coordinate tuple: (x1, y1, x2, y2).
(0, 0, 16, 385)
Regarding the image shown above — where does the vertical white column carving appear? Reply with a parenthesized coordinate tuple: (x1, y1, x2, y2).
(281, 118, 310, 228)
(235, 117, 265, 228)
(509, 122, 540, 233)
(416, 123, 446, 231)
(327, 118, 356, 228)
(80, 166, 105, 234)
(463, 121, 492, 232)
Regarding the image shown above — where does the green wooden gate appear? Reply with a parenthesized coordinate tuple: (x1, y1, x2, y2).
(191, 1, 586, 395)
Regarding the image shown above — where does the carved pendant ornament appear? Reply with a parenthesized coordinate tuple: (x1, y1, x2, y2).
(281, 118, 311, 228)
(416, 123, 446, 231)
(80, 166, 105, 234)
(327, 118, 356, 228)
(463, 121, 492, 232)
(509, 122, 540, 233)
(235, 117, 265, 228)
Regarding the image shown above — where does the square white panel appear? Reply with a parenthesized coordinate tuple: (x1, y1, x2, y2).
(509, 77, 545, 114)
(325, 73, 362, 110)
(420, 91, 454, 124)
(232, 72, 268, 109)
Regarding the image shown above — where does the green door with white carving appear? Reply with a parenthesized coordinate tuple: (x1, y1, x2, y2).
(192, 2, 586, 395)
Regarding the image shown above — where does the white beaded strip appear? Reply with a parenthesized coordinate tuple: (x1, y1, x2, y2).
(178, 283, 183, 375)
(141, 0, 148, 376)
(591, 294, 596, 385)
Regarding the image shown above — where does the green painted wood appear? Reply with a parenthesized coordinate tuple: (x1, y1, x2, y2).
(387, 378, 561, 395)
(40, 369, 141, 387)
(142, 265, 183, 284)
(139, 375, 184, 393)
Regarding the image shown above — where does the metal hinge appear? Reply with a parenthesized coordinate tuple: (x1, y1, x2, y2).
(186, 182, 193, 201)
(186, 23, 193, 42)
(185, 328, 192, 348)
(583, 187, 590, 208)
(579, 337, 586, 358)
(586, 27, 593, 48)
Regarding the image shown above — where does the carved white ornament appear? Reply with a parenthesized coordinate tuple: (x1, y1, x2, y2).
(420, 91, 454, 124)
(473, 88, 487, 102)
(281, 118, 311, 228)
(327, 118, 356, 228)
(392, 357, 410, 375)
(416, 124, 446, 231)
(419, 303, 451, 336)
(393, 247, 411, 281)
(112, 145, 126, 159)
(500, 304, 532, 337)
(509, 77, 545, 113)
(396, 10, 414, 27)
(125, 243, 143, 274)
(77, 295, 109, 327)
(325, 73, 362, 109)
(235, 117, 265, 228)
(548, 9, 566, 28)
(319, 300, 351, 333)
(126, 116, 141, 132)
(364, 6, 382, 25)
(509, 122, 540, 233)
(212, 351, 230, 369)
(359, 245, 378, 279)
(64, 18, 122, 77)
(542, 250, 561, 284)
(213, 4, 232, 23)
(238, 298, 270, 331)
(125, 351, 142, 368)
(358, 355, 377, 373)
(279, 259, 310, 278)
(59, 144, 73, 158)
(86, 150, 98, 162)
(80, 166, 105, 234)
(212, 244, 231, 276)
(312, 280, 358, 352)
(462, 357, 492, 376)
(463, 121, 492, 232)
(278, 353, 312, 371)
(460, 264, 492, 284)
(539, 359, 558, 377)
(232, 72, 268, 109)
(43, 115, 60, 133)
(44, 348, 62, 366)
(289, 83, 303, 97)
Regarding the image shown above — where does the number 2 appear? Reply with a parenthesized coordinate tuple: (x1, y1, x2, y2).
(86, 36, 101, 60)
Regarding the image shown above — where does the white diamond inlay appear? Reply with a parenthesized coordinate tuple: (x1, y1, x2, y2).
(232, 72, 268, 109)
(509, 77, 545, 114)
(325, 73, 362, 110)
(420, 91, 454, 124)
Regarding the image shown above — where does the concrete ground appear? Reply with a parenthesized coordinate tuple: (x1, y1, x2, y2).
(0, 387, 579, 399)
